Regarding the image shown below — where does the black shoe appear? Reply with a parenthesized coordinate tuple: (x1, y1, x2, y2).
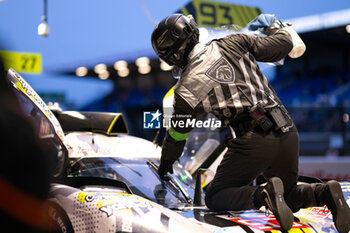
(261, 177, 294, 231)
(318, 180, 350, 233)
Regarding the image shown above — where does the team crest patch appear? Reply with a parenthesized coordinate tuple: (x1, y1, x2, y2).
(206, 57, 235, 84)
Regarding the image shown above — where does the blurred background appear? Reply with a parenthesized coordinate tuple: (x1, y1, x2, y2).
(1, 0, 350, 179)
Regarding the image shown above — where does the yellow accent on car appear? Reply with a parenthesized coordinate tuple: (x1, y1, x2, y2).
(77, 191, 89, 203)
(107, 114, 120, 135)
(163, 86, 175, 101)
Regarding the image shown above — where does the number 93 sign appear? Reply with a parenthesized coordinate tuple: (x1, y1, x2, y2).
(178, 0, 262, 28)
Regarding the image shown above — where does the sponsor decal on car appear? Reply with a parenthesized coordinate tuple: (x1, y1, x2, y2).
(305, 207, 331, 218)
(76, 191, 151, 217)
(228, 216, 311, 231)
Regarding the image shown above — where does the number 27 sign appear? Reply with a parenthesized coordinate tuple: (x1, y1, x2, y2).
(0, 50, 42, 74)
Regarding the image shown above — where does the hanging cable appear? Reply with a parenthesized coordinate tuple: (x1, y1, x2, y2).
(137, 0, 157, 25)
(43, 0, 47, 23)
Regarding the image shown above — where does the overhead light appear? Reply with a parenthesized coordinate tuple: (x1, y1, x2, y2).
(38, 21, 50, 37)
(114, 60, 128, 70)
(136, 57, 150, 67)
(346, 25, 350, 34)
(98, 70, 110, 80)
(136, 57, 151, 74)
(114, 60, 129, 77)
(138, 65, 151, 74)
(118, 68, 130, 77)
(75, 66, 88, 77)
(160, 60, 173, 71)
(94, 63, 107, 74)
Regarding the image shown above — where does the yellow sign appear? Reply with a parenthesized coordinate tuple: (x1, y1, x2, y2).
(0, 50, 42, 74)
(179, 0, 261, 28)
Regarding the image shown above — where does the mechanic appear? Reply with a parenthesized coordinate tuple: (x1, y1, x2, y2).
(151, 13, 350, 232)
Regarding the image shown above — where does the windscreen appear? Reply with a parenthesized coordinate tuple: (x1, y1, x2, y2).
(68, 157, 194, 209)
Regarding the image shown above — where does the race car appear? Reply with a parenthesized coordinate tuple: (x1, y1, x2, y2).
(6, 68, 350, 233)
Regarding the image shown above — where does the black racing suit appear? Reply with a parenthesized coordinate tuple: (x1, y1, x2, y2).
(160, 27, 321, 212)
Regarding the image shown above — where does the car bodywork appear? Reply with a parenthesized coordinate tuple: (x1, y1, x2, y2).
(6, 68, 350, 233)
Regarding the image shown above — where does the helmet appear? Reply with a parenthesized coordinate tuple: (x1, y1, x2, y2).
(151, 14, 199, 69)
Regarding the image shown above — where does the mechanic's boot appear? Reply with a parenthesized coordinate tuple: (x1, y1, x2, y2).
(314, 180, 350, 233)
(255, 177, 294, 231)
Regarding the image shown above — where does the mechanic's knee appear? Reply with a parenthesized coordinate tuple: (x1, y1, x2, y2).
(284, 183, 302, 213)
(204, 185, 221, 210)
(204, 187, 215, 209)
(205, 192, 224, 211)
(204, 194, 214, 209)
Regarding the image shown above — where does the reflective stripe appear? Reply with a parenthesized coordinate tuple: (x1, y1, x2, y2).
(202, 96, 212, 113)
(168, 127, 189, 141)
(249, 58, 267, 104)
(214, 86, 233, 118)
(214, 85, 227, 109)
(239, 56, 257, 104)
(228, 83, 243, 112)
